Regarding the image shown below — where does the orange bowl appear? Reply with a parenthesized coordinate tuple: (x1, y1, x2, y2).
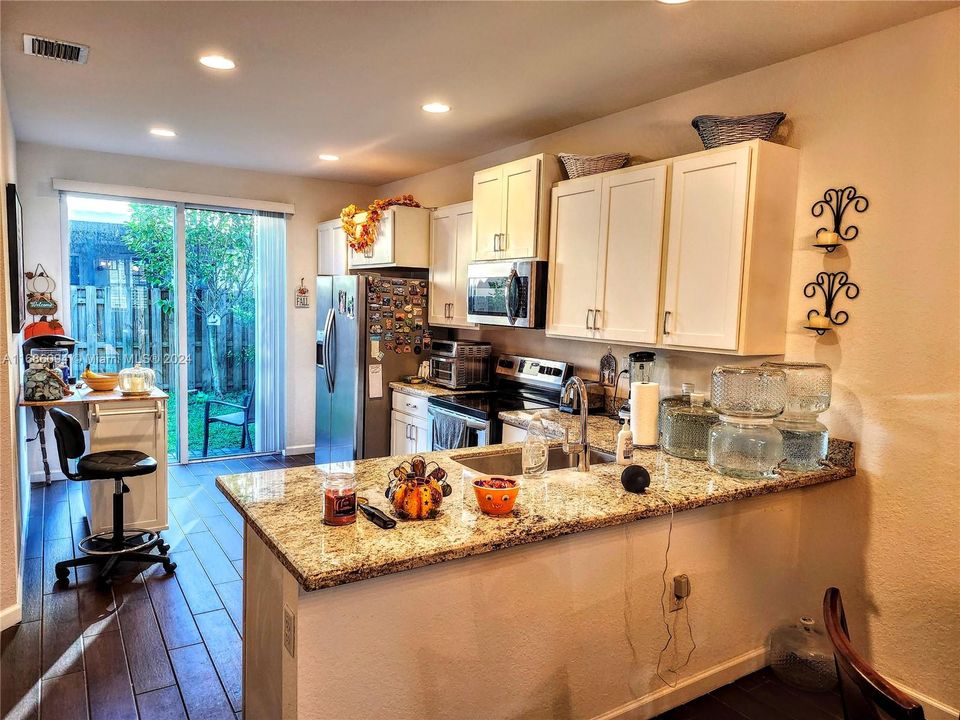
(472, 476, 520, 515)
(84, 374, 119, 392)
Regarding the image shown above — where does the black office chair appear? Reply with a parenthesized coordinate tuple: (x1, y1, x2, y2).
(48, 407, 176, 587)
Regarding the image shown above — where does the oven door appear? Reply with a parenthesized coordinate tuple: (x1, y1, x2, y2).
(466, 261, 545, 328)
(428, 356, 459, 389)
(427, 406, 490, 451)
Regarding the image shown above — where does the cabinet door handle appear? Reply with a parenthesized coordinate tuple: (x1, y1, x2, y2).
(501, 233, 507, 251)
(663, 310, 671, 335)
(585, 309, 594, 330)
(593, 309, 601, 331)
(493, 233, 500, 251)
(447, 302, 453, 319)
(410, 425, 418, 445)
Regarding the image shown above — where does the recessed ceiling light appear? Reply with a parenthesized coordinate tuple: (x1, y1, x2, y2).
(150, 127, 177, 137)
(421, 102, 450, 114)
(199, 54, 236, 70)
(657, 0, 691, 4)
(318, 154, 340, 161)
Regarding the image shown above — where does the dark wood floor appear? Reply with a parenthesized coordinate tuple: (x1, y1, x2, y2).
(0, 453, 314, 720)
(654, 666, 844, 720)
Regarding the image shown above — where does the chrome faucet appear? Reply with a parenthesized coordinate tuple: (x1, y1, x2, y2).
(561, 376, 591, 472)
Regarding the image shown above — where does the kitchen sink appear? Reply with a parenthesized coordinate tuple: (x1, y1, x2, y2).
(453, 446, 616, 476)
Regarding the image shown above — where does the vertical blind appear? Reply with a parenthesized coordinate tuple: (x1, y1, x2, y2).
(254, 211, 287, 453)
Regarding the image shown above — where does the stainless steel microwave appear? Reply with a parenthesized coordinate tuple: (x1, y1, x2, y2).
(466, 260, 547, 328)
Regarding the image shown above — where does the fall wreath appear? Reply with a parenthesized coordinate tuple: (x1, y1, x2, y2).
(341, 194, 422, 253)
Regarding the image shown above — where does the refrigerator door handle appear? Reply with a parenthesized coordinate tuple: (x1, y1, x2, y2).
(322, 308, 335, 393)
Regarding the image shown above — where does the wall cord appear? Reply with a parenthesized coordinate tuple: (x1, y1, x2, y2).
(656, 505, 697, 688)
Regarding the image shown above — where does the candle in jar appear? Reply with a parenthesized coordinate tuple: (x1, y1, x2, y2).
(817, 231, 840, 245)
(323, 473, 357, 526)
(128, 376, 145, 392)
(808, 315, 831, 329)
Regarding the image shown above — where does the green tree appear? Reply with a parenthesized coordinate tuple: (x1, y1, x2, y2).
(122, 204, 255, 396)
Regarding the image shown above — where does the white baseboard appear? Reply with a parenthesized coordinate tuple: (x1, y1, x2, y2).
(283, 444, 314, 457)
(891, 679, 959, 720)
(0, 603, 22, 632)
(593, 647, 769, 720)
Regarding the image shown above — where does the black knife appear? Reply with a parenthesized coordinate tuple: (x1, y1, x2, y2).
(357, 496, 396, 529)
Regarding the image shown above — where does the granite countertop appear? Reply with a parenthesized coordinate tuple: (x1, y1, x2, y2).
(217, 424, 856, 592)
(388, 381, 490, 398)
(500, 409, 623, 452)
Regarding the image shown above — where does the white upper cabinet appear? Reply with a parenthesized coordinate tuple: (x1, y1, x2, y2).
(348, 206, 431, 269)
(547, 164, 667, 345)
(662, 141, 798, 354)
(546, 140, 798, 356)
(317, 219, 349, 275)
(472, 154, 560, 262)
(661, 146, 750, 351)
(596, 164, 667, 345)
(429, 202, 475, 328)
(547, 176, 603, 339)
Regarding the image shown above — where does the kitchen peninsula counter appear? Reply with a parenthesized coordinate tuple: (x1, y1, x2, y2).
(216, 435, 854, 592)
(220, 431, 855, 719)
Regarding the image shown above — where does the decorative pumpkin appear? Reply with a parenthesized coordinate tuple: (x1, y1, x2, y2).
(23, 317, 65, 339)
(385, 456, 452, 520)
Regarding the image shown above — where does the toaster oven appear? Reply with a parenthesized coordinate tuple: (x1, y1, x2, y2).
(428, 340, 492, 389)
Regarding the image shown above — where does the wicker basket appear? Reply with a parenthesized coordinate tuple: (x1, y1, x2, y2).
(558, 152, 630, 179)
(691, 112, 786, 149)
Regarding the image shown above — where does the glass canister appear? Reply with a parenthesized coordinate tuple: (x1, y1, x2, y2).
(323, 473, 357, 526)
(659, 382, 695, 439)
(661, 392, 718, 461)
(763, 361, 832, 471)
(118, 363, 157, 395)
(770, 616, 838, 692)
(707, 366, 786, 479)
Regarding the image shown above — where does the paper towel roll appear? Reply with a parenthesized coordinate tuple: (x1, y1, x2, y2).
(629, 382, 660, 446)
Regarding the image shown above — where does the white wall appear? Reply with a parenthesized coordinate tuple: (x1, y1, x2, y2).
(377, 10, 960, 713)
(0, 73, 24, 627)
(14, 142, 374, 460)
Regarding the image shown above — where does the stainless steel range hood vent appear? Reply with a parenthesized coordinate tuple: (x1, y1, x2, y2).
(22, 34, 89, 64)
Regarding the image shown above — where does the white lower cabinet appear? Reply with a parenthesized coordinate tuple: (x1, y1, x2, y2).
(83, 398, 168, 534)
(390, 410, 430, 455)
(429, 202, 475, 328)
(390, 389, 431, 455)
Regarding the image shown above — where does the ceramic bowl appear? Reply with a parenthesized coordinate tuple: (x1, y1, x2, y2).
(472, 476, 520, 515)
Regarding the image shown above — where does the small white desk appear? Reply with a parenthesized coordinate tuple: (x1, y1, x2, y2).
(21, 387, 169, 534)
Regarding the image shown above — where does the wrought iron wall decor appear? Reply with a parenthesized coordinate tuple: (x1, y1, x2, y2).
(804, 271, 860, 335)
(811, 186, 869, 253)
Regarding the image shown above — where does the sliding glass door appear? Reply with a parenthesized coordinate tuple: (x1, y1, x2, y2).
(66, 195, 180, 459)
(184, 207, 257, 459)
(66, 193, 283, 463)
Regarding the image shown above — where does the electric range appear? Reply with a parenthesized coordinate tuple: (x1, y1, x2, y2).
(427, 354, 573, 449)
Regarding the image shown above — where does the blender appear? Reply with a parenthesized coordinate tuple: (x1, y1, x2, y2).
(617, 351, 656, 421)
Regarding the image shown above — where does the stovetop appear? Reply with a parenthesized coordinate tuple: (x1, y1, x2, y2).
(428, 392, 557, 422)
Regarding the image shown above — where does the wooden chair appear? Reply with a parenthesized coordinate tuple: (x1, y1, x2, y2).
(202, 381, 255, 457)
(822, 587, 925, 720)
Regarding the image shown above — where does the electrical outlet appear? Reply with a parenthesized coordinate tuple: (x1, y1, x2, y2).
(283, 604, 296, 657)
(669, 574, 690, 613)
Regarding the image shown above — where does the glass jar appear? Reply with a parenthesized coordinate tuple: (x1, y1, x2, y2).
(118, 363, 157, 395)
(763, 361, 832, 471)
(707, 366, 785, 479)
(323, 473, 357, 526)
(770, 616, 838, 692)
(658, 382, 695, 440)
(661, 392, 718, 461)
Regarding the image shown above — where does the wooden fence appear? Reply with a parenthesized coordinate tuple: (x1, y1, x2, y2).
(71, 285, 254, 394)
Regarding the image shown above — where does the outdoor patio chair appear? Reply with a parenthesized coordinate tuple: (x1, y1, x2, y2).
(202, 381, 255, 457)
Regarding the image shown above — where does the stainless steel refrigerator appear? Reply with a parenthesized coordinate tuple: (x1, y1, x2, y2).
(315, 273, 429, 464)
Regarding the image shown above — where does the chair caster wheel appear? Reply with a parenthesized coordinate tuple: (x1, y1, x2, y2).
(55, 566, 70, 584)
(163, 562, 177, 574)
(158, 542, 170, 553)
(55, 576, 70, 589)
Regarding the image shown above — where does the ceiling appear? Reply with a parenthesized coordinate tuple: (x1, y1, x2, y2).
(1, 1, 953, 186)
